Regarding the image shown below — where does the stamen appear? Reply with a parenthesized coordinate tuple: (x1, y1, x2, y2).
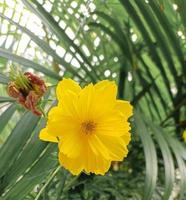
(81, 121, 96, 134)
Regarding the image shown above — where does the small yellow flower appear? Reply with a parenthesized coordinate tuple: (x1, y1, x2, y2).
(183, 130, 186, 142)
(39, 79, 133, 175)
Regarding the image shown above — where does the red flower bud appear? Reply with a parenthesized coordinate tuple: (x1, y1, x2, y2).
(24, 72, 47, 96)
(7, 71, 47, 116)
(24, 91, 42, 116)
(7, 82, 20, 98)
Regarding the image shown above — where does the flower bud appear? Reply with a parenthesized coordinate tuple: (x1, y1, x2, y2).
(24, 90, 42, 116)
(7, 82, 20, 98)
(24, 72, 47, 96)
(7, 69, 47, 116)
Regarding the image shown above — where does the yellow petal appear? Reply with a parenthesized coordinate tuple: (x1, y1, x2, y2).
(116, 100, 133, 119)
(96, 112, 131, 137)
(59, 152, 83, 175)
(97, 134, 130, 161)
(58, 132, 86, 158)
(47, 105, 80, 138)
(81, 80, 117, 119)
(183, 130, 186, 142)
(39, 128, 58, 143)
(48, 106, 62, 120)
(88, 134, 110, 159)
(56, 78, 81, 102)
(58, 146, 111, 175)
(94, 80, 116, 97)
(121, 133, 131, 147)
(94, 80, 117, 105)
(77, 84, 95, 120)
(84, 145, 111, 175)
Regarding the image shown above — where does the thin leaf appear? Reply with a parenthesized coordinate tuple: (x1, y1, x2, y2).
(0, 104, 17, 135)
(166, 135, 186, 199)
(0, 96, 15, 103)
(0, 73, 9, 85)
(0, 13, 85, 82)
(3, 119, 47, 189)
(3, 144, 57, 200)
(22, 0, 98, 82)
(134, 110, 158, 200)
(134, 1, 180, 86)
(0, 48, 61, 80)
(149, 1, 185, 75)
(0, 112, 39, 180)
(149, 123, 175, 200)
(119, 0, 174, 101)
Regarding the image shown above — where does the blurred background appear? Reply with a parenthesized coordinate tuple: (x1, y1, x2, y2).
(0, 0, 186, 199)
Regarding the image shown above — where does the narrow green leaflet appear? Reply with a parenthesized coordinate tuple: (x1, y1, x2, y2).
(0, 13, 84, 82)
(22, 0, 98, 82)
(0, 48, 61, 80)
(133, 0, 179, 87)
(0, 104, 17, 135)
(149, 1, 185, 73)
(119, 0, 174, 101)
(166, 135, 186, 199)
(2, 119, 48, 189)
(0, 97, 15, 103)
(149, 123, 174, 200)
(0, 73, 9, 85)
(0, 112, 39, 182)
(3, 144, 58, 200)
(134, 110, 158, 200)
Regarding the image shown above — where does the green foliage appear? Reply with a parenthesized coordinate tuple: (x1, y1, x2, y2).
(0, 0, 186, 199)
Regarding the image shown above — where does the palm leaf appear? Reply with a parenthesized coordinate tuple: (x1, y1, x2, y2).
(0, 0, 185, 199)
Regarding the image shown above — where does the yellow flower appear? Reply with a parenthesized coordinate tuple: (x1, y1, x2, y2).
(183, 130, 186, 142)
(39, 79, 133, 175)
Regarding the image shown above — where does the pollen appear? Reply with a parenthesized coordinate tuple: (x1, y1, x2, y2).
(81, 121, 96, 134)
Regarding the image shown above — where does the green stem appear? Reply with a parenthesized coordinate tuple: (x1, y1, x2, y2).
(63, 174, 80, 192)
(56, 170, 68, 200)
(34, 166, 61, 200)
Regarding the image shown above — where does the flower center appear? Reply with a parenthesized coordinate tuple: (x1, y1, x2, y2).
(81, 121, 96, 134)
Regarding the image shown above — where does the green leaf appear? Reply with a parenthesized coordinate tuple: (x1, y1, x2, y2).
(0, 57, 7, 68)
(2, 119, 47, 189)
(0, 104, 17, 135)
(149, 123, 175, 200)
(0, 97, 15, 103)
(0, 13, 85, 82)
(134, 110, 158, 200)
(166, 135, 186, 199)
(22, 0, 98, 82)
(149, 1, 185, 75)
(133, 0, 180, 89)
(119, 0, 174, 101)
(3, 144, 57, 200)
(0, 112, 39, 179)
(0, 73, 9, 85)
(0, 48, 61, 80)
